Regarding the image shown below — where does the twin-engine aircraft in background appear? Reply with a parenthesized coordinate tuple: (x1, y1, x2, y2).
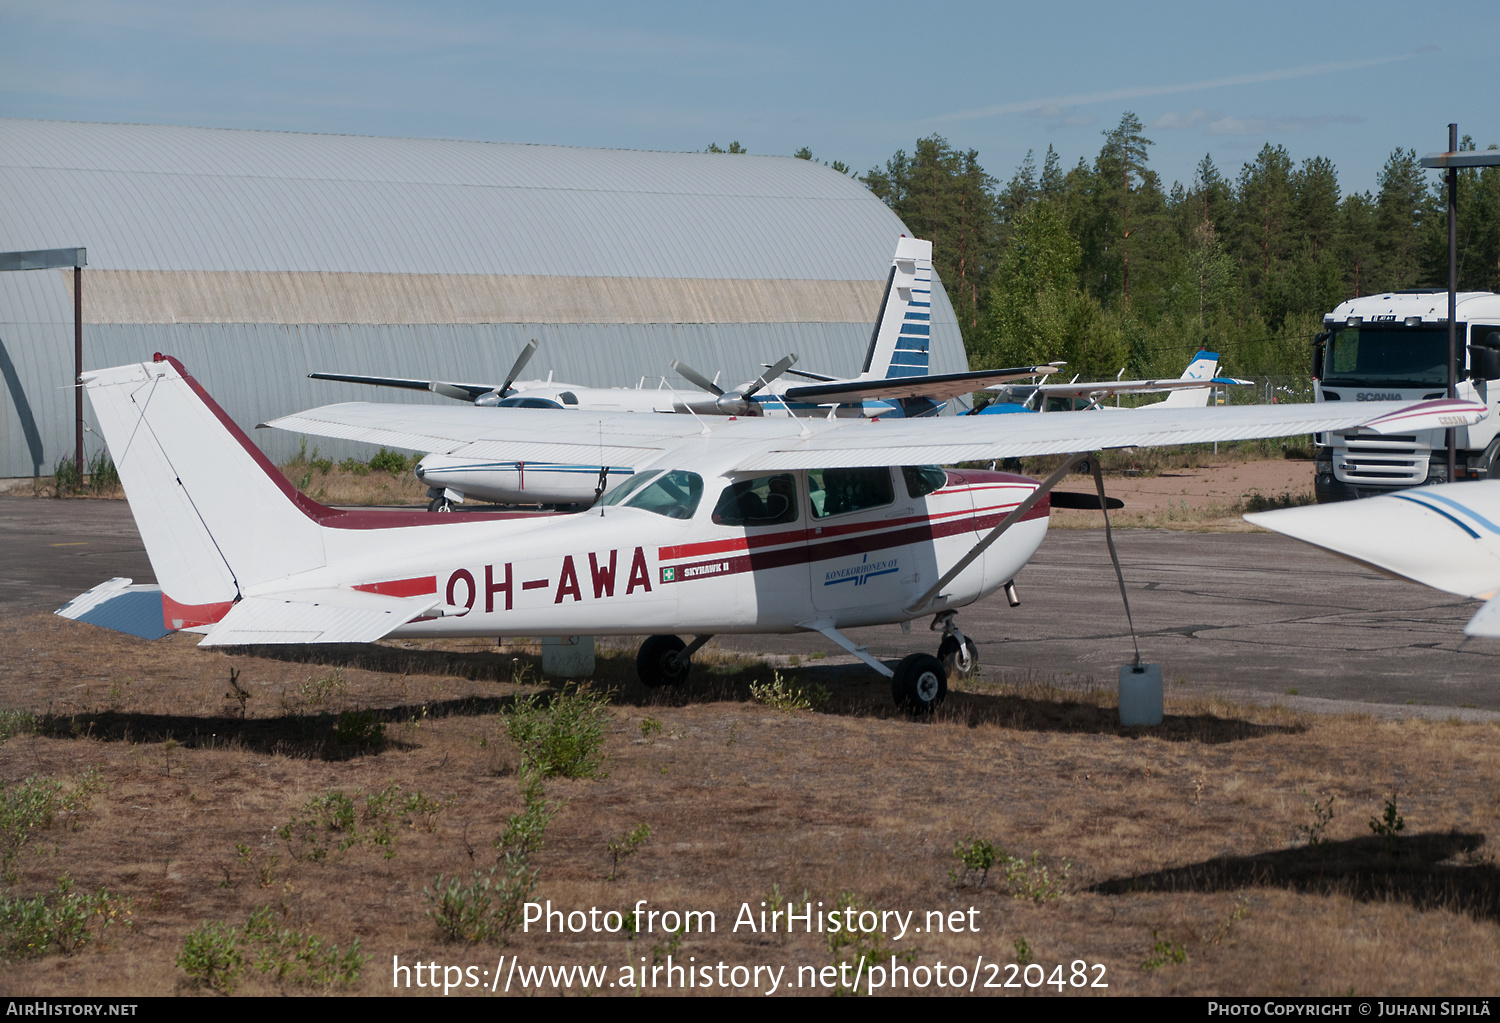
(976, 351, 1253, 415)
(58, 356, 1486, 711)
(1247, 480, 1500, 640)
(292, 236, 1059, 509)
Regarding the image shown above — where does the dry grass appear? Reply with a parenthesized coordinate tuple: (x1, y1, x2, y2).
(1, 611, 1497, 996)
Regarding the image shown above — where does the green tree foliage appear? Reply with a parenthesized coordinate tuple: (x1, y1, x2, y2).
(864, 136, 998, 334)
(860, 116, 1491, 382)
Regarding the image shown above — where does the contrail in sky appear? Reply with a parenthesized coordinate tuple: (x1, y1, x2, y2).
(936, 52, 1423, 122)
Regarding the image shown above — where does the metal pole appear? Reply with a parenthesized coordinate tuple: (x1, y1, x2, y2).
(1447, 123, 1458, 482)
(74, 264, 83, 480)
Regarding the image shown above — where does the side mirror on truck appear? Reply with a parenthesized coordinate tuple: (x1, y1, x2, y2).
(1468, 332, 1500, 381)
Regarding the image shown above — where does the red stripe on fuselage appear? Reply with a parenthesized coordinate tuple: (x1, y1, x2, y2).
(352, 576, 438, 597)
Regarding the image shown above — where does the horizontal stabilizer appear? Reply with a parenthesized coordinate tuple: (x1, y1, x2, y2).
(1465, 595, 1500, 638)
(199, 589, 441, 647)
(56, 578, 173, 641)
(1049, 491, 1125, 510)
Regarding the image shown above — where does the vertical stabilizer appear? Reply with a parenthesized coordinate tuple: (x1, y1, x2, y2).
(861, 237, 934, 379)
(1159, 351, 1220, 408)
(82, 358, 328, 625)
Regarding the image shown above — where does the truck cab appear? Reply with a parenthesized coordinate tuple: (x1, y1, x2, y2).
(1313, 290, 1500, 502)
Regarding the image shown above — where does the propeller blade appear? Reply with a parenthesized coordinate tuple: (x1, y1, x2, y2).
(742, 353, 798, 397)
(498, 339, 539, 397)
(671, 359, 725, 397)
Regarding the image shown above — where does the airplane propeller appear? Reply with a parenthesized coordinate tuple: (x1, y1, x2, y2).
(474, 339, 540, 406)
(671, 353, 797, 416)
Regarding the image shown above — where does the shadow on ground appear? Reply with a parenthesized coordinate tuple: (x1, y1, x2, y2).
(1092, 832, 1500, 924)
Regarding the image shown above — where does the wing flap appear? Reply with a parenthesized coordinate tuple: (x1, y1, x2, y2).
(198, 589, 440, 646)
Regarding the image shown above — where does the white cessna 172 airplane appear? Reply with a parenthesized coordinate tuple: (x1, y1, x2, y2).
(1246, 480, 1500, 639)
(976, 350, 1253, 414)
(58, 356, 1485, 711)
(296, 237, 1059, 509)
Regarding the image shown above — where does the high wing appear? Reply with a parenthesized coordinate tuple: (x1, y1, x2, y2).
(263, 400, 708, 468)
(782, 364, 1062, 404)
(309, 372, 496, 402)
(1245, 480, 1500, 638)
(1021, 375, 1253, 401)
(727, 398, 1486, 471)
(269, 396, 1487, 474)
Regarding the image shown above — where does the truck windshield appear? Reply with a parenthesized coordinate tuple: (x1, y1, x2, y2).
(1323, 327, 1449, 388)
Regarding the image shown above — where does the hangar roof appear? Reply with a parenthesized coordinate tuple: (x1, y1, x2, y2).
(0, 119, 909, 280)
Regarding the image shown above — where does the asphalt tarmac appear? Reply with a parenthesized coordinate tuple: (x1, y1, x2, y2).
(5, 496, 1495, 716)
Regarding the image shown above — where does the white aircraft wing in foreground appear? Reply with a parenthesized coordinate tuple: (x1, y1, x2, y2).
(66, 356, 1485, 712)
(1245, 481, 1500, 638)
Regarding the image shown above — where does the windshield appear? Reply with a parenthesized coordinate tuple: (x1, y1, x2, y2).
(1323, 327, 1449, 388)
(598, 469, 703, 519)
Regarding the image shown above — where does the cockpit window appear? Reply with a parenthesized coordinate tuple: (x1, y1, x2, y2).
(902, 465, 948, 499)
(599, 469, 703, 519)
(807, 467, 894, 519)
(558, 391, 579, 405)
(497, 396, 565, 409)
(712, 474, 798, 527)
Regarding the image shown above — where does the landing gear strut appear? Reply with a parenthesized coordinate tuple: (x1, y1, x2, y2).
(932, 611, 978, 678)
(427, 496, 454, 513)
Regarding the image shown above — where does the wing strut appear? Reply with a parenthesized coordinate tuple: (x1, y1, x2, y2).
(905, 452, 1091, 614)
(1091, 461, 1142, 669)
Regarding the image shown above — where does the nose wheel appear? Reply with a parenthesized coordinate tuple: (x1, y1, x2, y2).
(931, 611, 978, 678)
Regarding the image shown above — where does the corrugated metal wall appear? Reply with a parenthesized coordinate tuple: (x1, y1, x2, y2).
(0, 119, 968, 477)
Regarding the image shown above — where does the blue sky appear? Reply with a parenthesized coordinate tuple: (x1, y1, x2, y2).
(3, 0, 1496, 196)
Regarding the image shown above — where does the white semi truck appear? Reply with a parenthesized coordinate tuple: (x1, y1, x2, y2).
(1313, 290, 1500, 502)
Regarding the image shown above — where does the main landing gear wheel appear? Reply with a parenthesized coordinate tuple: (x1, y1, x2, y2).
(892, 653, 947, 713)
(937, 635, 979, 678)
(427, 496, 454, 513)
(637, 634, 690, 688)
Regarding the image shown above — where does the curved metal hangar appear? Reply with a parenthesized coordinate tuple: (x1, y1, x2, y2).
(0, 119, 964, 477)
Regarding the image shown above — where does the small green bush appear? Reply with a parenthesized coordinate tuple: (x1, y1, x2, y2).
(1142, 930, 1187, 970)
(0, 710, 35, 745)
(749, 671, 829, 712)
(0, 769, 104, 880)
(178, 920, 245, 993)
(425, 862, 536, 944)
(1000, 850, 1069, 902)
(179, 910, 364, 992)
(0, 876, 131, 962)
(607, 823, 651, 880)
(369, 447, 410, 474)
(950, 837, 999, 888)
(336, 710, 385, 749)
(277, 783, 441, 862)
(504, 686, 611, 779)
